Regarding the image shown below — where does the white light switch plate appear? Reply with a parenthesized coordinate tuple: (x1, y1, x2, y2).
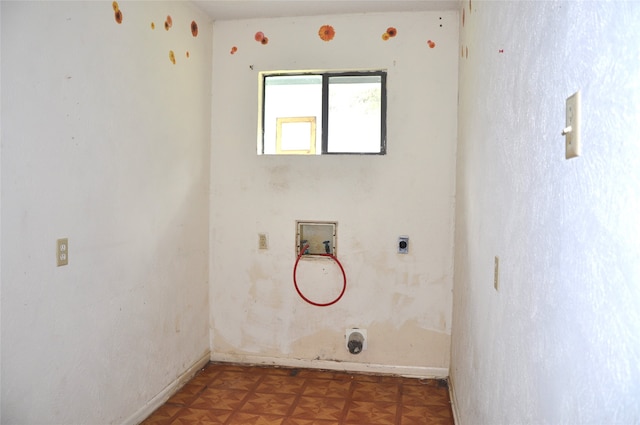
(565, 90, 581, 159)
(494, 256, 499, 291)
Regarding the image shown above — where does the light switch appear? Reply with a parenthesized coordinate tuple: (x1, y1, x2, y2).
(494, 256, 499, 291)
(563, 90, 581, 159)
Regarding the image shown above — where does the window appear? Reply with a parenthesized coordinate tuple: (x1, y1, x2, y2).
(259, 70, 387, 155)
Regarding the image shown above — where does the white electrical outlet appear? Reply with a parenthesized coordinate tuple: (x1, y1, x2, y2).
(57, 238, 69, 266)
(258, 233, 268, 250)
(563, 90, 581, 159)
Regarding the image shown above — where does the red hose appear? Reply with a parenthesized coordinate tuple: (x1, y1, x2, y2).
(293, 244, 347, 307)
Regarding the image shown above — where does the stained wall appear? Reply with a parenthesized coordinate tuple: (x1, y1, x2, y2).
(210, 11, 458, 376)
(452, 1, 640, 423)
(1, 2, 212, 423)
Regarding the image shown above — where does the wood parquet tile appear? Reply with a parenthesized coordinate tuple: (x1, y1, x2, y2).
(141, 362, 454, 425)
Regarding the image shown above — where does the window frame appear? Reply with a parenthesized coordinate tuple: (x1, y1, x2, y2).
(259, 70, 387, 155)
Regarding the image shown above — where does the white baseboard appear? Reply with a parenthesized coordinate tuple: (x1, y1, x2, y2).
(448, 374, 461, 425)
(209, 352, 448, 379)
(124, 350, 211, 425)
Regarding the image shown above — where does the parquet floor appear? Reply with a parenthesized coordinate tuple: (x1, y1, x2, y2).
(141, 362, 454, 425)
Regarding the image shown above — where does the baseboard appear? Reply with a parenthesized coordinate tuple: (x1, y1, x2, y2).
(124, 350, 211, 425)
(448, 373, 461, 425)
(209, 352, 448, 379)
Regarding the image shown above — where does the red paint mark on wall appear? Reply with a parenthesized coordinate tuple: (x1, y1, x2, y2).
(165, 15, 172, 31)
(255, 31, 269, 45)
(499, 49, 504, 53)
(427, 40, 436, 48)
(191, 21, 198, 37)
(230, 46, 238, 55)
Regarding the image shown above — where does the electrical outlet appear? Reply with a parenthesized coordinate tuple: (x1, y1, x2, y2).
(398, 236, 409, 254)
(563, 90, 581, 159)
(258, 233, 268, 250)
(494, 256, 500, 291)
(57, 238, 69, 266)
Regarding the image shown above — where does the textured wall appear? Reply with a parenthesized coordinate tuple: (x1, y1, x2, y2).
(210, 12, 458, 376)
(1, 2, 212, 423)
(452, 1, 640, 423)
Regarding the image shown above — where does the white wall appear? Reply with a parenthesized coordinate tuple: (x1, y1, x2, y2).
(210, 11, 458, 376)
(452, 1, 640, 423)
(1, 2, 212, 423)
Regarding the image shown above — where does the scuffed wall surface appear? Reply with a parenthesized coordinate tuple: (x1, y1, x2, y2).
(1, 2, 212, 423)
(210, 12, 458, 373)
(452, 1, 640, 423)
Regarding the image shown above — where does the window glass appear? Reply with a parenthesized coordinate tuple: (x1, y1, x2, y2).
(328, 75, 382, 154)
(260, 71, 386, 155)
(263, 75, 322, 155)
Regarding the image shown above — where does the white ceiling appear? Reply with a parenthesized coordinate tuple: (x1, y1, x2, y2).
(192, 0, 461, 21)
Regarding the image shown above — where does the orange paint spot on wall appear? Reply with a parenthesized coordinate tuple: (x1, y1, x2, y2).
(150, 22, 155, 30)
(165, 15, 172, 31)
(318, 25, 335, 42)
(427, 39, 436, 48)
(191, 21, 198, 37)
(230, 46, 238, 55)
(112, 1, 119, 12)
(382, 27, 397, 41)
(186, 51, 191, 58)
(169, 50, 176, 64)
(115, 9, 123, 24)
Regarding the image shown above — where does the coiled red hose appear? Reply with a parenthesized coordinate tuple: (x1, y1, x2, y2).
(293, 244, 347, 307)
